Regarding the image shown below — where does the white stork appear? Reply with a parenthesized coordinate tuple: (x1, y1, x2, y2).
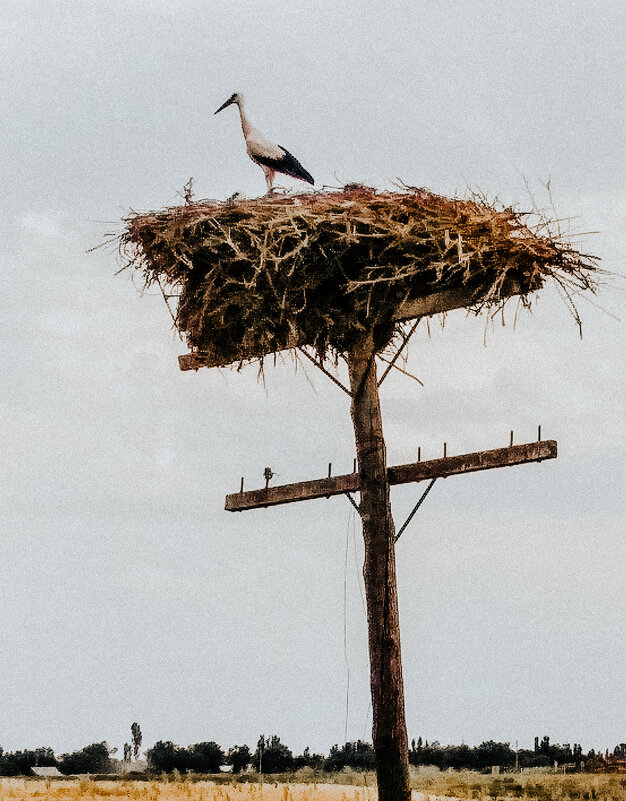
(215, 93, 314, 196)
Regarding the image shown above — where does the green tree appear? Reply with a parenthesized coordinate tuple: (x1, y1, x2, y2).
(58, 742, 112, 775)
(325, 741, 375, 772)
(228, 745, 252, 774)
(187, 742, 224, 773)
(146, 740, 178, 773)
(475, 741, 515, 770)
(0, 746, 58, 776)
(294, 746, 324, 770)
(253, 735, 294, 774)
(131, 723, 142, 761)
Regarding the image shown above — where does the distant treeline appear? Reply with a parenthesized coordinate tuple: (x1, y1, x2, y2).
(0, 743, 111, 776)
(408, 737, 594, 771)
(1, 737, 624, 777)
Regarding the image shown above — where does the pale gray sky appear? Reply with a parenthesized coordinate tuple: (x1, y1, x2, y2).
(0, 0, 624, 758)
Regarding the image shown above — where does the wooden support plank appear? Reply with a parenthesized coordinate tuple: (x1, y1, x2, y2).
(225, 439, 556, 511)
(180, 279, 523, 371)
(179, 351, 213, 371)
(392, 277, 521, 323)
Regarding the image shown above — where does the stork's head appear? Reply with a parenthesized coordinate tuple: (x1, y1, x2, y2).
(215, 93, 243, 114)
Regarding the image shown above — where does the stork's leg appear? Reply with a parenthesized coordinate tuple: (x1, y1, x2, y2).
(263, 168, 275, 197)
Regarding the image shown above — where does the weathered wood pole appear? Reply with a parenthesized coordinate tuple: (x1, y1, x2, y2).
(346, 331, 411, 801)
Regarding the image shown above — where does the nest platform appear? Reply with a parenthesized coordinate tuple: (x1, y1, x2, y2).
(122, 185, 598, 370)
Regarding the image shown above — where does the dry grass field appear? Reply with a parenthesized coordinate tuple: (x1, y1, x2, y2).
(409, 770, 626, 800)
(0, 781, 367, 801)
(0, 774, 624, 801)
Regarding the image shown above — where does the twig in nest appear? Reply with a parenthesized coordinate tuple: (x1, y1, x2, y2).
(177, 178, 195, 205)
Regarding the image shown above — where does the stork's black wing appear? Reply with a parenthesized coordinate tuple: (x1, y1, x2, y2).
(253, 146, 314, 185)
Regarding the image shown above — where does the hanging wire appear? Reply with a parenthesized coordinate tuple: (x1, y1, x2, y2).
(349, 495, 371, 752)
(343, 507, 353, 742)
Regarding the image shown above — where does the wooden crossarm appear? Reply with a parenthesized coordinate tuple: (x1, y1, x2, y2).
(224, 439, 556, 512)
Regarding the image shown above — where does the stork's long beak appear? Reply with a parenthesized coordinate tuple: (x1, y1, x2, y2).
(215, 97, 234, 114)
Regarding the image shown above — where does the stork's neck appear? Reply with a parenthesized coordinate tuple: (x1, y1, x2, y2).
(236, 100, 253, 139)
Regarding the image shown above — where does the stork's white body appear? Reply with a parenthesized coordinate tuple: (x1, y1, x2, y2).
(215, 93, 314, 195)
(238, 107, 284, 193)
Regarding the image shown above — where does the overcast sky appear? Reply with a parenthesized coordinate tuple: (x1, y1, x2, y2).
(0, 0, 624, 759)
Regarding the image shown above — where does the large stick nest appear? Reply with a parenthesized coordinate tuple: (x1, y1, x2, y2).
(122, 185, 599, 367)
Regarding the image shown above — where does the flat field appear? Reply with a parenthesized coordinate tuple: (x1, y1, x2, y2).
(0, 774, 624, 801)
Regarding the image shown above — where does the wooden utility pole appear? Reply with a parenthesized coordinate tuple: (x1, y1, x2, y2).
(224, 373, 556, 801)
(221, 325, 554, 801)
(224, 343, 556, 801)
(347, 331, 411, 801)
(224, 366, 555, 801)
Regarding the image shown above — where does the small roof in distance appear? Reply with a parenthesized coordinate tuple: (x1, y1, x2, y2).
(31, 766, 63, 777)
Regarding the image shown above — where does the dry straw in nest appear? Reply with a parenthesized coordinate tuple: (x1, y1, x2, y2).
(121, 184, 599, 368)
